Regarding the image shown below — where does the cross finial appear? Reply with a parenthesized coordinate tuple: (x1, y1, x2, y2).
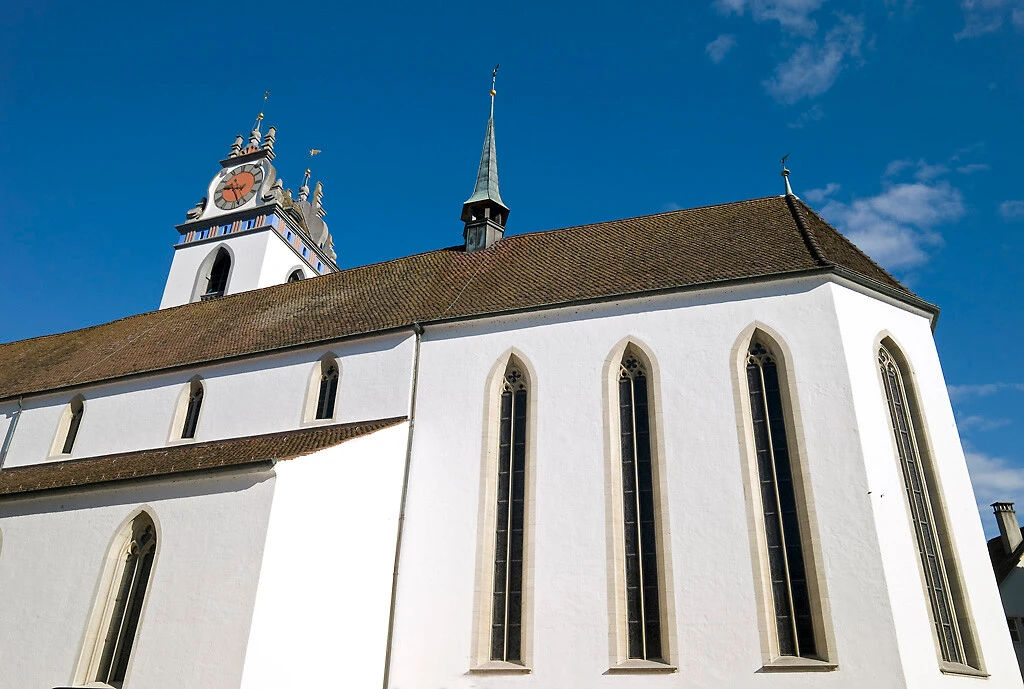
(490, 63, 499, 117)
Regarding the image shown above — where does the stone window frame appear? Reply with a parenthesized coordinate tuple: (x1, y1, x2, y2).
(602, 337, 678, 674)
(470, 350, 537, 674)
(49, 394, 86, 458)
(874, 333, 986, 678)
(301, 353, 342, 426)
(731, 323, 838, 672)
(167, 376, 205, 444)
(189, 244, 235, 303)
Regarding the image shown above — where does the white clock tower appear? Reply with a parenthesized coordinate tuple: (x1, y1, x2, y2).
(159, 114, 338, 309)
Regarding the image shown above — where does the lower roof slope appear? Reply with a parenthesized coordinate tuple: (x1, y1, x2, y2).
(0, 195, 918, 400)
(0, 417, 406, 497)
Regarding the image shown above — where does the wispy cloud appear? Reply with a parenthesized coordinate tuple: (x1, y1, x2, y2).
(884, 158, 953, 182)
(803, 182, 841, 204)
(949, 382, 1024, 400)
(1000, 200, 1024, 219)
(788, 103, 825, 128)
(956, 163, 991, 174)
(957, 414, 1013, 432)
(965, 446, 1024, 529)
(955, 0, 1024, 40)
(818, 178, 964, 269)
(763, 14, 865, 104)
(706, 34, 738, 63)
(713, 0, 826, 35)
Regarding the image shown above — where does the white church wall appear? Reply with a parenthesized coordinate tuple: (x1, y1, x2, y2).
(387, 276, 934, 688)
(831, 284, 1022, 688)
(240, 422, 408, 688)
(255, 231, 318, 286)
(0, 467, 276, 689)
(0, 331, 414, 468)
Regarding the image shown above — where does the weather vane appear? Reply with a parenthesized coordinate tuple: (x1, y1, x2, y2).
(491, 64, 499, 97)
(781, 152, 790, 172)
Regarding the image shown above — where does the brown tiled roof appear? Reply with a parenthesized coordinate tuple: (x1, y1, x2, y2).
(0, 417, 405, 497)
(0, 196, 921, 400)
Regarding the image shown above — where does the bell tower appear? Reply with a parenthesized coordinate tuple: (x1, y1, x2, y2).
(159, 105, 338, 309)
(461, 66, 510, 253)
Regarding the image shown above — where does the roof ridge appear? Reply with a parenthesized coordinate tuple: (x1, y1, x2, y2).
(793, 197, 909, 292)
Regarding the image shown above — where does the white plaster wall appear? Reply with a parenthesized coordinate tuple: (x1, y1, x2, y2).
(388, 277, 934, 688)
(255, 232, 318, 287)
(240, 422, 409, 688)
(160, 233, 273, 308)
(0, 467, 276, 689)
(831, 283, 1022, 688)
(0, 331, 414, 467)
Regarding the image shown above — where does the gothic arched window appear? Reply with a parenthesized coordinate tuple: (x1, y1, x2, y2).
(204, 249, 231, 298)
(490, 363, 528, 663)
(180, 379, 204, 439)
(82, 511, 157, 686)
(315, 360, 340, 420)
(287, 269, 304, 283)
(879, 342, 975, 667)
(618, 348, 663, 661)
(59, 396, 85, 455)
(745, 339, 817, 659)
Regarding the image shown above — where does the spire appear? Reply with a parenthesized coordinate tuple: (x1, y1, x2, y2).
(781, 153, 795, 197)
(462, 65, 510, 252)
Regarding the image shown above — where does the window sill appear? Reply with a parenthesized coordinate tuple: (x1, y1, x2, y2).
(758, 656, 838, 672)
(939, 661, 989, 678)
(469, 661, 531, 674)
(606, 659, 677, 674)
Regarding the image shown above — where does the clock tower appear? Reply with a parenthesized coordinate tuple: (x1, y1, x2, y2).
(159, 114, 338, 309)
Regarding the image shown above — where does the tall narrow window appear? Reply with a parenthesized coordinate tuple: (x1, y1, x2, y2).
(181, 380, 204, 439)
(61, 396, 85, 455)
(879, 343, 972, 666)
(490, 364, 527, 663)
(746, 340, 816, 658)
(203, 249, 231, 298)
(315, 361, 339, 420)
(618, 350, 663, 661)
(92, 512, 157, 686)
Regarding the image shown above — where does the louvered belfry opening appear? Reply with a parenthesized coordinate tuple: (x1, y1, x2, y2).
(618, 350, 664, 661)
(879, 343, 969, 665)
(204, 249, 231, 298)
(745, 340, 816, 658)
(96, 513, 157, 685)
(490, 363, 527, 663)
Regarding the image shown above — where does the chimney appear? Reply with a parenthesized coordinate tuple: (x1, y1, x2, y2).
(993, 502, 1022, 554)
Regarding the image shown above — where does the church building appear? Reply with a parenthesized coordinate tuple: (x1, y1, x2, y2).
(0, 83, 1019, 689)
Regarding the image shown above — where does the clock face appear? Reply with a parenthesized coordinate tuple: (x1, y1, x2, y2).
(214, 164, 265, 210)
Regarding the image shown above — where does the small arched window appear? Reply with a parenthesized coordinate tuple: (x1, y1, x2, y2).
(81, 511, 157, 686)
(617, 347, 664, 662)
(745, 339, 817, 659)
(315, 361, 340, 420)
(879, 342, 977, 668)
(181, 379, 204, 439)
(61, 396, 85, 455)
(203, 248, 231, 299)
(490, 362, 529, 664)
(287, 269, 304, 283)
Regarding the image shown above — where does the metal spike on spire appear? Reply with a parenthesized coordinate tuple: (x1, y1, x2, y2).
(464, 64, 507, 210)
(781, 153, 795, 196)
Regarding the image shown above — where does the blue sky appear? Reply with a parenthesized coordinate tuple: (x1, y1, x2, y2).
(0, 1, 1021, 534)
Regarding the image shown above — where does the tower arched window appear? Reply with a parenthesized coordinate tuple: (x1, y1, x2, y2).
(745, 339, 819, 659)
(315, 360, 340, 420)
(287, 269, 304, 283)
(180, 379, 204, 439)
(79, 511, 157, 686)
(490, 362, 528, 663)
(203, 249, 231, 299)
(879, 342, 977, 668)
(617, 348, 664, 662)
(53, 395, 85, 456)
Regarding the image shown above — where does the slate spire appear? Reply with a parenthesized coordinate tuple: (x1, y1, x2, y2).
(462, 65, 510, 252)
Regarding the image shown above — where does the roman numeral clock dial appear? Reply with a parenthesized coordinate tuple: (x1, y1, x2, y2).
(214, 164, 265, 210)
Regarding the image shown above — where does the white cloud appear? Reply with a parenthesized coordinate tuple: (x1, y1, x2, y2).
(788, 103, 825, 128)
(819, 181, 964, 269)
(955, 0, 1024, 40)
(763, 15, 865, 104)
(706, 34, 738, 63)
(1000, 200, 1024, 219)
(948, 382, 1024, 400)
(965, 447, 1024, 530)
(914, 162, 950, 181)
(956, 163, 991, 174)
(956, 414, 1013, 432)
(884, 159, 913, 177)
(803, 182, 841, 204)
(713, 0, 826, 35)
